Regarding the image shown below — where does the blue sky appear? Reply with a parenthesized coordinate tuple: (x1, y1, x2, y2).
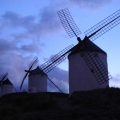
(0, 0, 120, 92)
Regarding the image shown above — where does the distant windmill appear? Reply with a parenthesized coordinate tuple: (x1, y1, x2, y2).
(0, 72, 17, 96)
(20, 57, 39, 90)
(20, 54, 74, 93)
(57, 8, 120, 95)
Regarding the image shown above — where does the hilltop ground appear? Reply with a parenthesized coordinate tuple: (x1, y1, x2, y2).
(0, 88, 120, 120)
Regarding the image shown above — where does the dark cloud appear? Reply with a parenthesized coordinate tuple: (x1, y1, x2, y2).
(70, 0, 113, 10)
(11, 33, 30, 42)
(20, 43, 41, 54)
(0, 38, 41, 56)
(0, 0, 69, 52)
(39, 6, 62, 33)
(1, 11, 35, 28)
(0, 7, 62, 39)
(0, 38, 17, 54)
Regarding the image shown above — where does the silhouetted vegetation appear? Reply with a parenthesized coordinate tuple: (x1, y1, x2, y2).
(0, 88, 120, 119)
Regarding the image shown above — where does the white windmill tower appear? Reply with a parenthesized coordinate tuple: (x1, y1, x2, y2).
(20, 55, 74, 93)
(68, 37, 109, 95)
(1, 78, 13, 96)
(27, 66, 47, 93)
(20, 57, 44, 93)
(0, 73, 17, 96)
(57, 8, 120, 96)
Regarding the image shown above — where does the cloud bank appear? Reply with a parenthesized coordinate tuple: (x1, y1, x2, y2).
(70, 0, 113, 10)
(0, 1, 63, 90)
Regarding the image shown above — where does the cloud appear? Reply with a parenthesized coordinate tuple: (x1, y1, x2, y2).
(39, 6, 62, 34)
(11, 33, 30, 42)
(0, 7, 62, 39)
(0, 38, 41, 57)
(0, 0, 74, 38)
(70, 0, 113, 10)
(48, 67, 68, 93)
(1, 11, 35, 28)
(0, 38, 17, 54)
(0, 52, 35, 90)
(109, 74, 120, 88)
(20, 42, 41, 54)
(0, 0, 70, 93)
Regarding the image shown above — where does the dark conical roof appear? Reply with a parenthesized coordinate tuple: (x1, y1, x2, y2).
(2, 78, 13, 85)
(29, 66, 47, 75)
(68, 36, 106, 57)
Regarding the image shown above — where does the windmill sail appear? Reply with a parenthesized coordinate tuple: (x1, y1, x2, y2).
(57, 8, 81, 38)
(84, 9, 120, 41)
(20, 57, 39, 89)
(20, 52, 70, 92)
(39, 44, 74, 74)
(48, 77, 63, 93)
(38, 44, 75, 93)
(57, 8, 113, 84)
(0, 72, 8, 82)
(79, 41, 112, 84)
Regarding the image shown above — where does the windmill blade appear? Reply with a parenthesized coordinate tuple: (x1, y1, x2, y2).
(20, 72, 29, 89)
(58, 8, 81, 38)
(48, 77, 63, 93)
(29, 57, 39, 69)
(39, 44, 74, 74)
(80, 41, 112, 84)
(84, 9, 120, 41)
(0, 72, 8, 82)
(81, 52, 112, 84)
(58, 8, 112, 85)
(20, 57, 39, 90)
(13, 86, 17, 92)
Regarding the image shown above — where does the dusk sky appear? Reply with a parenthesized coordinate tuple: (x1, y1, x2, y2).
(0, 0, 120, 93)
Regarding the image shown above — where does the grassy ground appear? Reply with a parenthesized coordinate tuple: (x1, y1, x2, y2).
(0, 88, 120, 120)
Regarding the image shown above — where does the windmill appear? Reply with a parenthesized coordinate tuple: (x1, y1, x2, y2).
(20, 54, 74, 93)
(57, 8, 120, 95)
(0, 72, 17, 96)
(20, 57, 39, 90)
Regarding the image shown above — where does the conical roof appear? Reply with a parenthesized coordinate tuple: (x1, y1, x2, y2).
(2, 78, 13, 85)
(29, 66, 47, 75)
(68, 36, 106, 57)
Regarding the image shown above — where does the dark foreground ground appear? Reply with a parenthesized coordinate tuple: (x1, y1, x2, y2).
(0, 88, 120, 120)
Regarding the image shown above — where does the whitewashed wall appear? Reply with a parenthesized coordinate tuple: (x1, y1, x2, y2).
(28, 74, 47, 92)
(1, 84, 13, 96)
(68, 52, 109, 96)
